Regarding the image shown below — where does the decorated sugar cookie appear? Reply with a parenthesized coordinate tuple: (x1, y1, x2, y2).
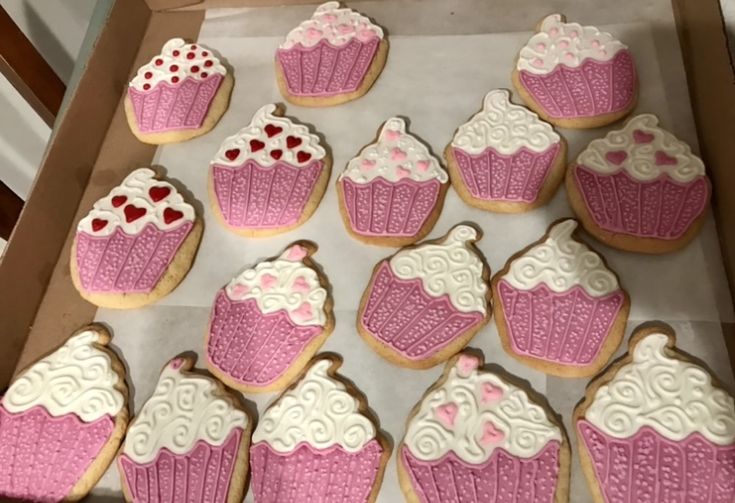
(492, 219, 629, 377)
(275, 1, 388, 106)
(118, 357, 251, 503)
(358, 224, 491, 368)
(125, 38, 233, 144)
(512, 14, 637, 128)
(209, 104, 331, 237)
(566, 114, 711, 253)
(0, 325, 128, 502)
(205, 242, 334, 393)
(575, 325, 735, 503)
(445, 89, 567, 212)
(337, 117, 449, 246)
(71, 168, 202, 309)
(250, 356, 390, 502)
(399, 352, 570, 503)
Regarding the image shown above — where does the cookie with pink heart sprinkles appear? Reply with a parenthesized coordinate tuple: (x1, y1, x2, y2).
(398, 352, 570, 503)
(566, 114, 711, 253)
(72, 167, 202, 309)
(125, 38, 232, 144)
(209, 104, 331, 237)
(512, 14, 637, 128)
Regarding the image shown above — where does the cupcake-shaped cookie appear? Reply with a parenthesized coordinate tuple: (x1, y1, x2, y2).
(445, 89, 567, 212)
(358, 225, 490, 368)
(72, 168, 201, 309)
(118, 357, 251, 503)
(399, 352, 570, 503)
(567, 114, 711, 253)
(125, 38, 232, 144)
(512, 14, 637, 128)
(206, 242, 334, 393)
(250, 356, 389, 502)
(575, 326, 735, 503)
(209, 104, 331, 237)
(0, 325, 127, 502)
(275, 1, 388, 106)
(492, 219, 629, 377)
(337, 117, 449, 246)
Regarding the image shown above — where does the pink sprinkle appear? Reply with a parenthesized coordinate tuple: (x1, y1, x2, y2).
(306, 27, 323, 39)
(391, 148, 407, 162)
(320, 13, 337, 23)
(361, 159, 376, 169)
(558, 40, 569, 49)
(605, 150, 628, 165)
(293, 302, 313, 320)
(416, 160, 430, 172)
(436, 403, 458, 428)
(481, 382, 504, 403)
(336, 23, 354, 34)
(357, 28, 376, 41)
(480, 421, 505, 445)
(231, 284, 250, 298)
(655, 151, 677, 166)
(260, 274, 278, 290)
(535, 42, 546, 51)
(384, 129, 401, 141)
(286, 244, 308, 261)
(570, 30, 579, 38)
(533, 57, 545, 67)
(549, 27, 559, 37)
(395, 166, 411, 179)
(591, 39, 601, 48)
(170, 358, 184, 370)
(457, 354, 479, 376)
(292, 276, 311, 293)
(565, 52, 575, 61)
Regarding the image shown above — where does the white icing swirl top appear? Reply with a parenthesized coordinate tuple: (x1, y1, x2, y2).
(123, 359, 248, 463)
(280, 2, 383, 50)
(585, 333, 735, 445)
(576, 114, 706, 183)
(517, 14, 627, 75)
(252, 359, 375, 453)
(225, 244, 327, 327)
(452, 90, 560, 155)
(389, 225, 487, 314)
(212, 104, 325, 168)
(404, 355, 562, 463)
(339, 117, 448, 184)
(502, 219, 619, 297)
(77, 168, 195, 237)
(2, 330, 124, 422)
(129, 38, 226, 91)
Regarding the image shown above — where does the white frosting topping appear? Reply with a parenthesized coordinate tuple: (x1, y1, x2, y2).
(123, 360, 248, 463)
(404, 355, 562, 463)
(224, 244, 327, 327)
(280, 2, 383, 50)
(252, 359, 375, 452)
(77, 168, 195, 237)
(452, 90, 560, 156)
(339, 117, 448, 184)
(389, 225, 487, 314)
(2, 330, 124, 422)
(517, 14, 627, 75)
(502, 219, 619, 297)
(585, 333, 735, 445)
(129, 38, 226, 91)
(211, 104, 325, 168)
(576, 114, 706, 183)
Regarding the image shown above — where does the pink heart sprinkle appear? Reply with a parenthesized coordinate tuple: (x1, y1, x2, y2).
(320, 13, 337, 23)
(535, 42, 546, 51)
(655, 151, 677, 166)
(605, 150, 628, 165)
(361, 159, 376, 170)
(565, 52, 575, 61)
(231, 284, 250, 298)
(391, 148, 407, 162)
(591, 39, 601, 48)
(306, 27, 323, 39)
(286, 244, 308, 261)
(436, 403, 458, 428)
(570, 30, 579, 38)
(336, 23, 353, 34)
(384, 129, 401, 141)
(293, 302, 313, 320)
(558, 40, 569, 49)
(633, 129, 655, 144)
(480, 421, 505, 445)
(549, 27, 559, 37)
(260, 274, 278, 290)
(416, 160, 430, 172)
(533, 57, 545, 67)
(357, 28, 375, 41)
(482, 382, 504, 403)
(395, 166, 411, 179)
(457, 354, 479, 376)
(292, 276, 311, 293)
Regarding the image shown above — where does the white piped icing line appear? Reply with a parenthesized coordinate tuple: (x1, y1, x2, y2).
(404, 354, 562, 463)
(452, 90, 560, 156)
(280, 1, 384, 50)
(129, 38, 226, 92)
(576, 114, 706, 183)
(211, 104, 326, 168)
(77, 168, 195, 237)
(339, 117, 448, 184)
(2, 330, 124, 422)
(585, 333, 735, 444)
(502, 219, 619, 297)
(224, 244, 327, 327)
(517, 14, 627, 75)
(122, 358, 248, 464)
(389, 225, 487, 314)
(252, 359, 376, 453)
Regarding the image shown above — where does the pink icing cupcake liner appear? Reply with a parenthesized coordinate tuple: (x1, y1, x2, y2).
(451, 144, 560, 203)
(518, 50, 636, 120)
(250, 440, 383, 502)
(211, 159, 323, 230)
(75, 222, 193, 293)
(401, 443, 561, 503)
(206, 292, 322, 387)
(360, 262, 484, 360)
(119, 428, 243, 503)
(578, 421, 735, 503)
(277, 38, 380, 97)
(574, 166, 710, 240)
(341, 178, 442, 238)
(0, 405, 115, 502)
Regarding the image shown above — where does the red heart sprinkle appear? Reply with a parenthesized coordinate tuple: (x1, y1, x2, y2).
(225, 148, 240, 161)
(270, 149, 283, 160)
(286, 136, 302, 149)
(124, 204, 146, 223)
(163, 207, 184, 224)
(250, 139, 265, 152)
(91, 218, 107, 232)
(149, 186, 171, 202)
(633, 129, 655, 144)
(605, 150, 628, 165)
(297, 151, 312, 163)
(264, 124, 283, 138)
(111, 195, 127, 208)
